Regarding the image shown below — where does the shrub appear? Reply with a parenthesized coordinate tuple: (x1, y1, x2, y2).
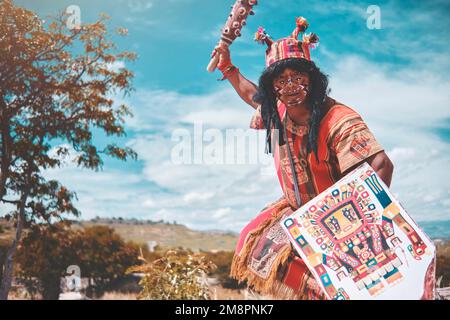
(436, 240, 450, 287)
(128, 248, 216, 300)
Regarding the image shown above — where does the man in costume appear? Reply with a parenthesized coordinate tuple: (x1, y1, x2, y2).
(211, 17, 394, 299)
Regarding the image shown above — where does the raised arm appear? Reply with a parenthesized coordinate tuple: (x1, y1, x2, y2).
(212, 44, 259, 109)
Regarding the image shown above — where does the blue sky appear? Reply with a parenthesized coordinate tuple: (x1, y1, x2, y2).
(11, 0, 450, 232)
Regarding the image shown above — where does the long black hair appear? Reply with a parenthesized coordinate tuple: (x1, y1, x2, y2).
(253, 58, 330, 161)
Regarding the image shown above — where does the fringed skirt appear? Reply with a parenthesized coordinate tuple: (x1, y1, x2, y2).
(230, 196, 327, 300)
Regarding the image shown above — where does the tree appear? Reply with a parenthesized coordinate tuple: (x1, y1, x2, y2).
(0, 0, 136, 299)
(14, 222, 76, 299)
(73, 225, 140, 297)
(15, 224, 140, 299)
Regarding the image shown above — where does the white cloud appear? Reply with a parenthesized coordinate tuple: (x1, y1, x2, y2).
(181, 108, 252, 129)
(126, 0, 153, 13)
(142, 198, 156, 208)
(327, 54, 450, 222)
(213, 207, 232, 219)
(201, 23, 222, 42)
(183, 192, 215, 203)
(124, 88, 254, 132)
(106, 60, 125, 72)
(388, 148, 417, 163)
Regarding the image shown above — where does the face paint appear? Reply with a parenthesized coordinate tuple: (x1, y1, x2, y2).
(273, 69, 310, 107)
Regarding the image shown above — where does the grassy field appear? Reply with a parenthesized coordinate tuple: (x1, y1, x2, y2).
(0, 218, 237, 252)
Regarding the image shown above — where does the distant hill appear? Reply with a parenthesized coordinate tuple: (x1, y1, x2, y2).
(85, 218, 450, 247)
(1, 217, 238, 252)
(76, 218, 239, 252)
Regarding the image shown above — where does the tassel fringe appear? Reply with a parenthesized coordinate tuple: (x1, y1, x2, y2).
(230, 198, 296, 296)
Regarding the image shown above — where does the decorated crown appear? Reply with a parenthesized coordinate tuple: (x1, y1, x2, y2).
(254, 17, 319, 67)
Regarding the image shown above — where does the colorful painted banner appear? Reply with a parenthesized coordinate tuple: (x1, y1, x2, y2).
(281, 162, 436, 300)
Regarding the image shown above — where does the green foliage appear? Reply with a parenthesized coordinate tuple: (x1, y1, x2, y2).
(128, 249, 216, 300)
(73, 225, 141, 296)
(15, 222, 77, 299)
(14, 223, 141, 299)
